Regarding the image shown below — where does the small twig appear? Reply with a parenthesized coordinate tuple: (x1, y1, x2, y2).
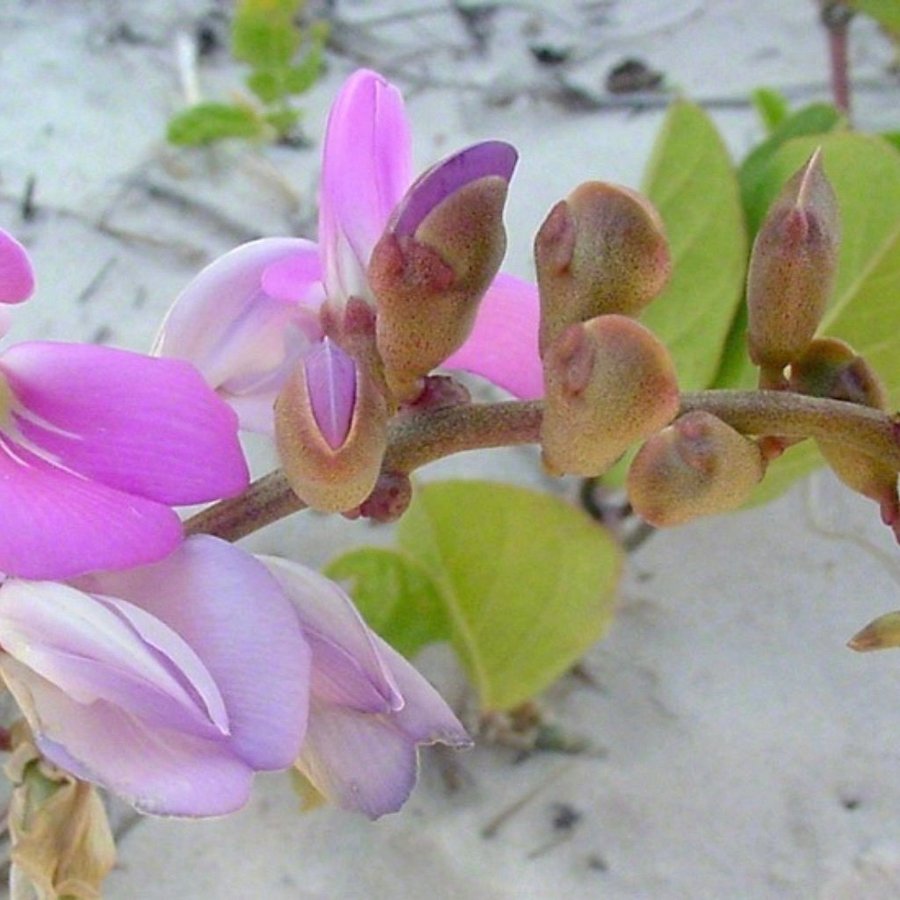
(481, 763, 575, 839)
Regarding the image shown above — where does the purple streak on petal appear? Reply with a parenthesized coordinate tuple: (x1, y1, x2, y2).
(0, 436, 181, 579)
(1, 342, 249, 503)
(297, 701, 418, 818)
(442, 272, 542, 399)
(392, 141, 518, 237)
(0, 581, 228, 739)
(320, 69, 412, 303)
(0, 229, 35, 304)
(259, 555, 403, 713)
(77, 537, 311, 771)
(304, 338, 357, 450)
(0, 657, 253, 817)
(154, 238, 323, 432)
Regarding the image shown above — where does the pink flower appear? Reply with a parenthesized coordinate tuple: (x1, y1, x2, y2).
(0, 538, 469, 819)
(0, 537, 310, 816)
(0, 228, 249, 579)
(262, 556, 471, 819)
(155, 69, 542, 444)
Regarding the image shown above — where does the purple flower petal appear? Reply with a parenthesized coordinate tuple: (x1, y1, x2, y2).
(0, 438, 182, 579)
(392, 141, 518, 237)
(304, 338, 357, 450)
(0, 228, 35, 304)
(260, 556, 402, 712)
(320, 69, 412, 303)
(0, 580, 227, 739)
(77, 537, 311, 771)
(296, 701, 420, 819)
(155, 238, 323, 432)
(0, 656, 254, 817)
(1, 341, 248, 503)
(442, 272, 542, 399)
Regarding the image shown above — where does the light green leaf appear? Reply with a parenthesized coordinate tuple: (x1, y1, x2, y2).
(232, 0, 302, 69)
(166, 102, 263, 146)
(324, 547, 451, 659)
(397, 481, 622, 711)
(751, 87, 791, 133)
(640, 101, 748, 391)
(845, 0, 900, 32)
(246, 69, 283, 104)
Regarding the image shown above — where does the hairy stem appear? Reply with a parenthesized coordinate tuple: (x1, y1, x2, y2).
(184, 390, 899, 542)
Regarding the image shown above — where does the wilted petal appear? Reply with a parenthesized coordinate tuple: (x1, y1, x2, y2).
(78, 537, 311, 771)
(0, 439, 181, 579)
(0, 228, 35, 304)
(304, 338, 357, 450)
(392, 141, 517, 237)
(442, 272, 542, 399)
(320, 69, 412, 303)
(0, 657, 254, 817)
(259, 555, 401, 713)
(155, 238, 323, 432)
(1, 341, 248, 503)
(0, 581, 227, 739)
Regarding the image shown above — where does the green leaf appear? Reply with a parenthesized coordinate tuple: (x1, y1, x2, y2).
(397, 481, 622, 711)
(883, 131, 900, 152)
(232, 0, 302, 69)
(246, 69, 283, 104)
(264, 107, 301, 136)
(739, 103, 845, 235)
(165, 102, 264, 146)
(640, 101, 748, 392)
(845, 0, 900, 32)
(284, 49, 324, 96)
(751, 87, 791, 133)
(324, 547, 451, 659)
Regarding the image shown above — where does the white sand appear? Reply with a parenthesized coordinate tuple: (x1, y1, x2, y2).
(2, 1, 900, 896)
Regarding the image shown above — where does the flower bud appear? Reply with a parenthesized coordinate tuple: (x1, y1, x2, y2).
(848, 611, 900, 651)
(789, 337, 899, 540)
(627, 411, 765, 527)
(369, 141, 517, 402)
(746, 149, 840, 375)
(275, 338, 389, 512)
(541, 314, 680, 476)
(534, 181, 671, 355)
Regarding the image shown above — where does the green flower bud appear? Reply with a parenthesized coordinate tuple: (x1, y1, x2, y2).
(848, 611, 900, 652)
(535, 181, 671, 355)
(541, 314, 680, 476)
(627, 411, 765, 527)
(746, 149, 840, 375)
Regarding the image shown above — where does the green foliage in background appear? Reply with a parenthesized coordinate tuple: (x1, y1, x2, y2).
(167, 0, 327, 147)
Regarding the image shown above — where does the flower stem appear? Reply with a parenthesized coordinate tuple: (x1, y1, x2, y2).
(184, 390, 899, 543)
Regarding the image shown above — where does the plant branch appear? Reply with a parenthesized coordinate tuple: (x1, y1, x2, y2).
(184, 390, 899, 543)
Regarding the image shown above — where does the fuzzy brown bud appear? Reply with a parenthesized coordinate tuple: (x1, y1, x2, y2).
(274, 343, 389, 513)
(370, 143, 516, 403)
(627, 411, 765, 527)
(541, 314, 680, 476)
(534, 181, 671, 355)
(746, 149, 840, 375)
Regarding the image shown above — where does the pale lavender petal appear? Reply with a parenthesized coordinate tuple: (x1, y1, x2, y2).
(1, 342, 248, 502)
(0, 581, 227, 739)
(442, 272, 542, 399)
(296, 701, 418, 818)
(78, 537, 311, 771)
(0, 437, 181, 579)
(370, 635, 471, 748)
(0, 657, 253, 817)
(155, 238, 323, 431)
(0, 228, 35, 304)
(320, 69, 412, 303)
(304, 338, 357, 449)
(259, 555, 403, 714)
(392, 141, 518, 237)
